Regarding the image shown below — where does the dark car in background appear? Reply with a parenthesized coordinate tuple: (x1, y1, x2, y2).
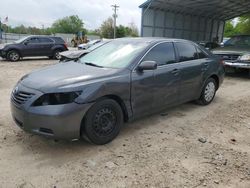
(0, 36, 68, 62)
(198, 41, 220, 50)
(212, 35, 250, 72)
(11, 38, 224, 145)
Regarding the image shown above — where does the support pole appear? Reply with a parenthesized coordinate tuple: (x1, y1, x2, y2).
(111, 4, 119, 39)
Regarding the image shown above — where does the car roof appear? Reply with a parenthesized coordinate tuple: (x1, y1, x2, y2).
(113, 37, 194, 44)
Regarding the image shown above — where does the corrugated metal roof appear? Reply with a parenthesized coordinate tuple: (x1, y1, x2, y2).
(140, 0, 250, 20)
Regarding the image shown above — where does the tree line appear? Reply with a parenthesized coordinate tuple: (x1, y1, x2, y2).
(224, 14, 250, 37)
(0, 15, 139, 38)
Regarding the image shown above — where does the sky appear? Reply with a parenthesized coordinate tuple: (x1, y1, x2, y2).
(0, 0, 146, 30)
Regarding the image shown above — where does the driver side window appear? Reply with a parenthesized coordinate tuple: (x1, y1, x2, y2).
(142, 42, 176, 66)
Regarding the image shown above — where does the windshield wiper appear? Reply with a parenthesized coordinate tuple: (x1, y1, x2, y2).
(84, 62, 103, 68)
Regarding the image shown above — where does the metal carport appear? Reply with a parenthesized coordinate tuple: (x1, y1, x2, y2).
(140, 0, 250, 42)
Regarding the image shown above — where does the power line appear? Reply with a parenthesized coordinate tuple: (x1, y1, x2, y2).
(111, 4, 119, 39)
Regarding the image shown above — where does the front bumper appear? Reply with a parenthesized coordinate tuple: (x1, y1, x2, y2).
(10, 84, 93, 140)
(224, 61, 250, 69)
(0, 49, 7, 58)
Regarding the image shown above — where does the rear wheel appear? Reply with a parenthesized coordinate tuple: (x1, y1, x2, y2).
(53, 50, 61, 60)
(197, 78, 217, 105)
(82, 99, 123, 145)
(7, 50, 20, 62)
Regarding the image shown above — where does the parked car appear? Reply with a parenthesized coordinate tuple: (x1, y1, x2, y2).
(212, 35, 250, 71)
(60, 40, 111, 62)
(0, 36, 68, 62)
(78, 39, 101, 50)
(221, 37, 230, 45)
(11, 38, 224, 145)
(198, 41, 220, 50)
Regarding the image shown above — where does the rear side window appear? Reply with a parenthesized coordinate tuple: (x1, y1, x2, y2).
(142, 42, 176, 66)
(39, 37, 53, 43)
(51, 37, 65, 44)
(176, 42, 198, 62)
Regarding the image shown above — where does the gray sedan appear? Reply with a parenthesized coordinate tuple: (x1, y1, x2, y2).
(11, 38, 225, 145)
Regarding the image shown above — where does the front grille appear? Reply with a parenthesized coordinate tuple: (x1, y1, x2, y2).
(216, 54, 240, 61)
(11, 91, 34, 106)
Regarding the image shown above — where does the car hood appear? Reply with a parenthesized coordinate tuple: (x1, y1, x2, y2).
(60, 50, 89, 59)
(0, 43, 13, 49)
(20, 62, 121, 92)
(212, 46, 250, 55)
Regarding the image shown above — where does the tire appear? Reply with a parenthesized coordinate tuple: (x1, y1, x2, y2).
(53, 50, 61, 60)
(82, 99, 123, 145)
(197, 78, 217, 105)
(7, 50, 20, 62)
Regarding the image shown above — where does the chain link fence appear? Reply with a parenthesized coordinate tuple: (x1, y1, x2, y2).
(0, 33, 100, 46)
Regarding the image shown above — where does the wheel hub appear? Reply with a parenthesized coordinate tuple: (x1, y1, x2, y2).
(204, 82, 215, 102)
(93, 108, 116, 136)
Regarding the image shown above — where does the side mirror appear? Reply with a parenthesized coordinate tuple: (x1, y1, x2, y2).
(137, 61, 157, 71)
(24, 41, 29, 45)
(220, 42, 224, 47)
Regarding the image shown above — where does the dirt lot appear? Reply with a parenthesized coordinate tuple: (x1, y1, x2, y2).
(0, 58, 250, 188)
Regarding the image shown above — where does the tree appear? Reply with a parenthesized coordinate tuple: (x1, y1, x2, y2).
(100, 17, 114, 38)
(224, 20, 237, 37)
(99, 18, 139, 38)
(51, 15, 86, 34)
(224, 14, 250, 37)
(235, 14, 250, 34)
(127, 22, 139, 37)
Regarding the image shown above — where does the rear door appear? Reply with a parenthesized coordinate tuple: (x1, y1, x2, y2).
(38, 37, 54, 56)
(174, 42, 207, 102)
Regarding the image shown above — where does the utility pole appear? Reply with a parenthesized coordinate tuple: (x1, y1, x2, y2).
(111, 4, 119, 39)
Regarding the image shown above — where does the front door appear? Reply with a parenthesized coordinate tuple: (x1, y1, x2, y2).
(131, 42, 180, 117)
(22, 37, 43, 56)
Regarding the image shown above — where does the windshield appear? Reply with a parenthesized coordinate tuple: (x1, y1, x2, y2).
(79, 40, 149, 68)
(14, 36, 30, 43)
(224, 36, 250, 47)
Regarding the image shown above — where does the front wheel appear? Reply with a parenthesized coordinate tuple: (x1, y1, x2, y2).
(82, 99, 123, 145)
(197, 78, 217, 105)
(7, 50, 20, 62)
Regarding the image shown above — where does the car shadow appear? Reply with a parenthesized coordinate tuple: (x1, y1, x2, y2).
(226, 69, 250, 79)
(10, 96, 224, 169)
(14, 101, 203, 160)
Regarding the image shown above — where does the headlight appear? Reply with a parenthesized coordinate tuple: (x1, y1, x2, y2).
(239, 54, 250, 61)
(33, 91, 82, 106)
(0, 45, 5, 49)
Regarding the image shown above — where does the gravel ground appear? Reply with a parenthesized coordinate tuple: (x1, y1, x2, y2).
(0, 58, 250, 188)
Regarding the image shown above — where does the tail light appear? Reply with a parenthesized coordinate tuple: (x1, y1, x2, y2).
(64, 43, 68, 49)
(220, 59, 225, 65)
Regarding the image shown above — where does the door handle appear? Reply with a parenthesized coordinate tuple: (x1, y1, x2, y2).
(171, 69, 180, 75)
